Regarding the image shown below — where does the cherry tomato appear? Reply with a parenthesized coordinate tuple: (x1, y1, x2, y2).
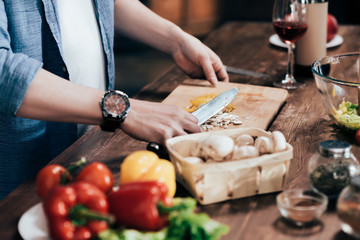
(36, 165, 71, 199)
(355, 130, 360, 145)
(75, 162, 114, 194)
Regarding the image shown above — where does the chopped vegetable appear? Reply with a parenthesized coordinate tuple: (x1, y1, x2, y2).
(333, 101, 360, 131)
(120, 150, 176, 197)
(185, 94, 236, 113)
(43, 182, 114, 240)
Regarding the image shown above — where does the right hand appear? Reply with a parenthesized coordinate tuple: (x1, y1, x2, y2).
(120, 99, 201, 145)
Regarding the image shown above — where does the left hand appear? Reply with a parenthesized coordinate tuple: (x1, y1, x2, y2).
(172, 33, 229, 86)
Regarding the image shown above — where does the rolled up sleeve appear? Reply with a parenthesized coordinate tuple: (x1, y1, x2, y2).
(0, 1, 43, 116)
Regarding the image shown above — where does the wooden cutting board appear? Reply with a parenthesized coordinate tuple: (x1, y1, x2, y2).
(162, 79, 288, 130)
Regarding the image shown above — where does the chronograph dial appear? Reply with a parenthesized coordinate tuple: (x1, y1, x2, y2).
(100, 90, 130, 131)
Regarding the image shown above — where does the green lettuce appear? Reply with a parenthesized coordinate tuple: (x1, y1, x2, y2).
(98, 198, 229, 240)
(333, 101, 360, 131)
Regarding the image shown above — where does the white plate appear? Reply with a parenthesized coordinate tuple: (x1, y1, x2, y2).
(269, 34, 343, 49)
(18, 202, 49, 240)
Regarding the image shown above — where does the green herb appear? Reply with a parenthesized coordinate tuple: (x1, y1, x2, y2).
(310, 159, 353, 197)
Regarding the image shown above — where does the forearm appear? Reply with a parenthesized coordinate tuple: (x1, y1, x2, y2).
(114, 0, 185, 55)
(16, 68, 105, 125)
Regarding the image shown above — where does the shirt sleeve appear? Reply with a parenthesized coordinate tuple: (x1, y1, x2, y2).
(0, 1, 43, 116)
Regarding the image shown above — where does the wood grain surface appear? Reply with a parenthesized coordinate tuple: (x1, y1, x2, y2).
(162, 79, 288, 130)
(1, 22, 360, 240)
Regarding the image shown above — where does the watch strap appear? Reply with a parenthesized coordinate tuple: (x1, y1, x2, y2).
(100, 117, 122, 132)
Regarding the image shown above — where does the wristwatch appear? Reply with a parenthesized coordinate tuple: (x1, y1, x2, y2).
(100, 90, 130, 131)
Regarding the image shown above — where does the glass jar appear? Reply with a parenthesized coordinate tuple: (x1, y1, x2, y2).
(308, 140, 360, 198)
(337, 175, 360, 238)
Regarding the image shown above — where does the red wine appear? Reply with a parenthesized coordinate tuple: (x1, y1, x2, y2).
(273, 21, 308, 44)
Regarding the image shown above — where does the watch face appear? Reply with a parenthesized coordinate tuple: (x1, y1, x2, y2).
(104, 92, 127, 117)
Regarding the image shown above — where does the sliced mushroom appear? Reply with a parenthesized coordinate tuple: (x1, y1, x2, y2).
(198, 135, 234, 162)
(254, 136, 273, 154)
(271, 131, 287, 153)
(231, 145, 259, 160)
(234, 134, 254, 147)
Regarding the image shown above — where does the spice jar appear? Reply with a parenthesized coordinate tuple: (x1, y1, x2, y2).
(308, 140, 360, 198)
(337, 175, 360, 238)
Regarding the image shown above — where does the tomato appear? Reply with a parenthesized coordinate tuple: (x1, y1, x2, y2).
(87, 221, 108, 235)
(355, 130, 360, 145)
(327, 14, 338, 42)
(75, 162, 114, 194)
(72, 227, 92, 240)
(36, 165, 71, 199)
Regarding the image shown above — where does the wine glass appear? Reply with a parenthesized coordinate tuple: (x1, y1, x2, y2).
(273, 0, 308, 89)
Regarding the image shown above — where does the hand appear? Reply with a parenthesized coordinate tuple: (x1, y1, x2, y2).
(120, 99, 201, 145)
(172, 33, 229, 86)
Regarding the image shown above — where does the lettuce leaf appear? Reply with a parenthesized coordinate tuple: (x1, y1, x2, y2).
(98, 197, 228, 240)
(333, 101, 360, 130)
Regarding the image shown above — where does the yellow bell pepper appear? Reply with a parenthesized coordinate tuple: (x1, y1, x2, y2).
(120, 150, 176, 197)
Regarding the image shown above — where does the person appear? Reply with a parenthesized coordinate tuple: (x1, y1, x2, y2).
(0, 0, 229, 199)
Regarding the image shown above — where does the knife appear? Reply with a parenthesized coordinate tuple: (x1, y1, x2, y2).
(192, 87, 239, 125)
(147, 88, 239, 158)
(224, 65, 270, 79)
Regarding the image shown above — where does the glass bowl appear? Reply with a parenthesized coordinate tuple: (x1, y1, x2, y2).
(312, 52, 360, 132)
(276, 189, 328, 226)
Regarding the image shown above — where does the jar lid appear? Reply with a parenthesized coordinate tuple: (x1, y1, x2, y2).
(319, 140, 351, 158)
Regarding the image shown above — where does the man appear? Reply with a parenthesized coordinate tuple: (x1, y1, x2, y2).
(0, 0, 228, 199)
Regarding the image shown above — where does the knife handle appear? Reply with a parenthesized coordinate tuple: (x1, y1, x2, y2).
(146, 142, 169, 159)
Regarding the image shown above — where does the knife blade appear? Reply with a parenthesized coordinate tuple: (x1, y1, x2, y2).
(192, 88, 239, 125)
(224, 65, 270, 79)
(146, 88, 239, 158)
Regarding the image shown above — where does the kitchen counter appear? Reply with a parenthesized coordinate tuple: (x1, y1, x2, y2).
(1, 22, 360, 240)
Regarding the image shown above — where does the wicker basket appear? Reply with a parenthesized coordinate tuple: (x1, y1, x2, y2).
(166, 127, 293, 205)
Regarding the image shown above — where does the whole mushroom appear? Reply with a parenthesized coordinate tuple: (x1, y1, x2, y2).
(271, 131, 287, 153)
(254, 136, 273, 154)
(197, 135, 234, 162)
(231, 145, 259, 160)
(234, 134, 254, 146)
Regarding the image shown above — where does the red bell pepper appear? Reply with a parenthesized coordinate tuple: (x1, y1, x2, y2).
(43, 182, 114, 240)
(108, 181, 173, 231)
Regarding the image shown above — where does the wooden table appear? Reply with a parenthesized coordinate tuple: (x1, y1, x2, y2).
(1, 22, 360, 240)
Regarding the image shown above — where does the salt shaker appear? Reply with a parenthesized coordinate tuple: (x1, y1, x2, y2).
(337, 175, 360, 238)
(308, 140, 360, 199)
(295, 0, 328, 73)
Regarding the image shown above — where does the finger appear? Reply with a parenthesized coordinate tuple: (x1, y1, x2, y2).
(183, 119, 201, 133)
(209, 52, 229, 82)
(201, 57, 218, 86)
(183, 111, 199, 124)
(215, 65, 229, 82)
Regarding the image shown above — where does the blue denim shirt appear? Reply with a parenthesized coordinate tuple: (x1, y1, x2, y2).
(0, 0, 115, 199)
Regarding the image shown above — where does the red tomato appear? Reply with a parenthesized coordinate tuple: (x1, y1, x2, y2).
(36, 165, 71, 199)
(327, 14, 338, 42)
(75, 162, 114, 194)
(73, 227, 92, 240)
(87, 221, 108, 235)
(355, 130, 360, 145)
